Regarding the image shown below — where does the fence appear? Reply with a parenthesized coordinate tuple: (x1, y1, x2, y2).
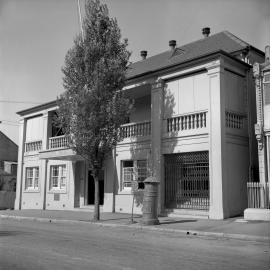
(247, 182, 270, 209)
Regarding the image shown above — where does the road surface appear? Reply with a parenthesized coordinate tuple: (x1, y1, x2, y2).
(0, 218, 269, 270)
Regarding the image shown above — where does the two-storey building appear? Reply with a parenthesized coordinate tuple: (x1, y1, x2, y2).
(15, 29, 264, 219)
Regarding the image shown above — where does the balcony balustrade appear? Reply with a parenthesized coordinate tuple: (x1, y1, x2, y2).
(120, 121, 151, 139)
(225, 111, 246, 129)
(166, 111, 207, 133)
(25, 140, 42, 152)
(49, 135, 70, 149)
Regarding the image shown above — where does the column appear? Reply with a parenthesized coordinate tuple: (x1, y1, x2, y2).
(14, 118, 26, 210)
(207, 60, 228, 219)
(151, 80, 164, 214)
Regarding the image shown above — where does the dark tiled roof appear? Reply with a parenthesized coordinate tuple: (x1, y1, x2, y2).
(126, 31, 251, 79)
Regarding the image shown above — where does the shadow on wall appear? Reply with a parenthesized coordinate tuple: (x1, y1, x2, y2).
(127, 82, 178, 212)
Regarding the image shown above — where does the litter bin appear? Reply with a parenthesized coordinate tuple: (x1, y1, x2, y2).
(142, 176, 160, 225)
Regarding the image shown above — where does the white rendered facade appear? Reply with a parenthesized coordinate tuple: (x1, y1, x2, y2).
(15, 38, 264, 219)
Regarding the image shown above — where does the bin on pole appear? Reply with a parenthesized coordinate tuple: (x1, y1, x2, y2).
(142, 176, 160, 225)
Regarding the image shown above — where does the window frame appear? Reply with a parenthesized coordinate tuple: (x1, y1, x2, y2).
(49, 164, 67, 192)
(121, 159, 148, 191)
(25, 167, 39, 191)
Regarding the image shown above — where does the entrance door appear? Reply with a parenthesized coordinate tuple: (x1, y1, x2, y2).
(164, 151, 209, 210)
(88, 171, 104, 205)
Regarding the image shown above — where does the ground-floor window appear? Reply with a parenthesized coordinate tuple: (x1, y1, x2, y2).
(122, 160, 148, 190)
(25, 167, 39, 190)
(49, 165, 66, 191)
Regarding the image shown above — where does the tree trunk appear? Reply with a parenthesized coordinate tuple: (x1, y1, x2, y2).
(93, 174, 100, 221)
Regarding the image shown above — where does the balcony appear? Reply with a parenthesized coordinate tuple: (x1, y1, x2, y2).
(39, 135, 82, 161)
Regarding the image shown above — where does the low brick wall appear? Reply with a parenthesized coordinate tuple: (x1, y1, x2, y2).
(0, 191, 16, 209)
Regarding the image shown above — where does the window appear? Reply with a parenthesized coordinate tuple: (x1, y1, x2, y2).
(25, 167, 39, 190)
(122, 160, 148, 190)
(50, 165, 66, 191)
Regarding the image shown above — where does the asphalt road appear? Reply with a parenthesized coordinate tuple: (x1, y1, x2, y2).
(0, 219, 269, 270)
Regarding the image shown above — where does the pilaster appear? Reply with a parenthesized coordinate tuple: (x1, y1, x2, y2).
(207, 60, 228, 219)
(253, 63, 267, 185)
(41, 159, 48, 210)
(14, 118, 26, 210)
(151, 80, 164, 214)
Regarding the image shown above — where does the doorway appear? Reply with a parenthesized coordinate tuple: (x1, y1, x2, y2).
(87, 171, 104, 205)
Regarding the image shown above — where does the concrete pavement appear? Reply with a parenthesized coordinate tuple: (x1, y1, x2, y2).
(1, 209, 270, 242)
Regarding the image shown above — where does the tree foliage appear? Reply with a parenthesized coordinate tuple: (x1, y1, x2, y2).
(57, 0, 132, 220)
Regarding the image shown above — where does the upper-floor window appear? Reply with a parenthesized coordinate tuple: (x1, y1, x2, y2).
(122, 160, 148, 190)
(25, 167, 39, 190)
(51, 111, 65, 137)
(49, 165, 66, 191)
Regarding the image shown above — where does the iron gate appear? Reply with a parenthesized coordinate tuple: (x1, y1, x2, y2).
(165, 151, 209, 210)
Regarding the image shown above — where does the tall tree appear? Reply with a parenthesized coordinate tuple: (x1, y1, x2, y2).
(57, 0, 132, 221)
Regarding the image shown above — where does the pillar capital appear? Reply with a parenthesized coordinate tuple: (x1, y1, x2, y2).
(151, 79, 164, 91)
(253, 62, 262, 78)
(206, 59, 225, 75)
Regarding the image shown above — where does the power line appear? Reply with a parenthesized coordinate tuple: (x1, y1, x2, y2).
(1, 120, 18, 124)
(0, 122, 19, 126)
(0, 100, 41, 104)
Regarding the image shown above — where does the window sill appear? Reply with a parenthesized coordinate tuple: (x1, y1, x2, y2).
(24, 189, 40, 193)
(118, 189, 144, 195)
(48, 189, 67, 194)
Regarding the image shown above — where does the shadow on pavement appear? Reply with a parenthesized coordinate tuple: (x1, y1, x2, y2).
(160, 219, 197, 225)
(0, 231, 32, 237)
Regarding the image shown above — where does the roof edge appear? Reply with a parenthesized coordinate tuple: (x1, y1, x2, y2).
(126, 49, 251, 82)
(17, 100, 57, 116)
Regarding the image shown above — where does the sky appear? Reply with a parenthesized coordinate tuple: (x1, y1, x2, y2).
(0, 0, 269, 145)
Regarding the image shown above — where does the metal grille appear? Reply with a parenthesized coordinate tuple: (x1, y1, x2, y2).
(165, 151, 209, 210)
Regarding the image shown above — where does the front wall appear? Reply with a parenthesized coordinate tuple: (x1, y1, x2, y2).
(114, 142, 151, 214)
(25, 116, 43, 142)
(224, 137, 249, 217)
(46, 160, 75, 210)
(164, 72, 209, 118)
(129, 95, 151, 123)
(224, 71, 245, 113)
(21, 155, 43, 209)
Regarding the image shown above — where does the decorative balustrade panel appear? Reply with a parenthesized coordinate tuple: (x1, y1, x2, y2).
(225, 111, 246, 129)
(25, 140, 42, 152)
(120, 121, 151, 139)
(247, 182, 270, 209)
(167, 111, 207, 133)
(49, 135, 70, 149)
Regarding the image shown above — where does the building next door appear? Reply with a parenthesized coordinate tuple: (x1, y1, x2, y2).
(164, 151, 209, 210)
(88, 170, 104, 205)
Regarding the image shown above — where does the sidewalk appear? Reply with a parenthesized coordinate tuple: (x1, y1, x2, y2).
(1, 209, 270, 242)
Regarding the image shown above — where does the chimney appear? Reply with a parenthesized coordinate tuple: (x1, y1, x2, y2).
(169, 40, 176, 50)
(140, 50, 147, 60)
(265, 46, 270, 62)
(202, 27, 210, 38)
